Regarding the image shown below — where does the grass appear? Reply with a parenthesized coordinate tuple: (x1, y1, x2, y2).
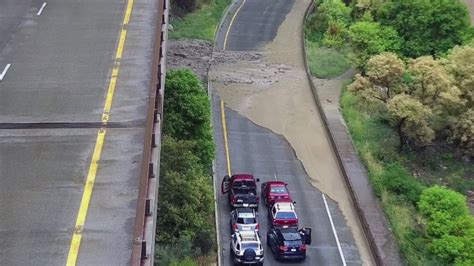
(306, 40, 351, 79)
(169, 0, 232, 40)
(340, 87, 473, 264)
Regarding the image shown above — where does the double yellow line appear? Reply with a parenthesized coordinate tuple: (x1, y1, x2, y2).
(66, 0, 134, 265)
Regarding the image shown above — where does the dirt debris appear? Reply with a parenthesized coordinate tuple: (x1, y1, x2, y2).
(166, 39, 213, 81)
(210, 0, 374, 264)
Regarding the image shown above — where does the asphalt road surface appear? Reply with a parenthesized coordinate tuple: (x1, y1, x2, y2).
(0, 0, 157, 265)
(212, 0, 363, 265)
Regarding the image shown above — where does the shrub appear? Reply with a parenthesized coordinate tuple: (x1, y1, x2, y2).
(306, 0, 352, 42)
(164, 69, 215, 170)
(383, 164, 423, 204)
(322, 19, 347, 48)
(155, 235, 198, 265)
(156, 137, 214, 244)
(418, 186, 474, 263)
(348, 21, 401, 70)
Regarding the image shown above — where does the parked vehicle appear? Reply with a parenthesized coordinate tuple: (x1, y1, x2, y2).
(268, 201, 298, 228)
(230, 208, 260, 234)
(230, 231, 264, 265)
(222, 174, 260, 209)
(267, 227, 312, 261)
(261, 181, 292, 206)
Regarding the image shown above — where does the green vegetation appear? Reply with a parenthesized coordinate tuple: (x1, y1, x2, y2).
(305, 0, 353, 78)
(419, 186, 474, 264)
(305, 0, 474, 77)
(349, 49, 473, 154)
(305, 41, 351, 78)
(163, 69, 215, 170)
(377, 0, 473, 58)
(156, 69, 216, 265)
(170, 0, 232, 40)
(347, 21, 401, 70)
(304, 0, 474, 265)
(341, 84, 474, 264)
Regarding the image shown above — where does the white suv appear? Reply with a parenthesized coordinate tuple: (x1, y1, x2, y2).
(230, 231, 264, 265)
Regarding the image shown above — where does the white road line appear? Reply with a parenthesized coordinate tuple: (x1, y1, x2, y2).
(274, 174, 278, 180)
(37, 2, 47, 16)
(0, 64, 12, 81)
(322, 193, 347, 266)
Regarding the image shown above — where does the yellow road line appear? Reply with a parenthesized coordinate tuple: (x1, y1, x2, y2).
(102, 0, 134, 123)
(220, 100, 232, 176)
(66, 130, 106, 266)
(223, 0, 246, 50)
(66, 0, 134, 264)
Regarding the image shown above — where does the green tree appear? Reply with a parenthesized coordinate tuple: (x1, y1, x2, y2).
(348, 21, 401, 70)
(451, 109, 474, 156)
(351, 0, 388, 19)
(446, 44, 474, 106)
(156, 136, 215, 247)
(306, 0, 352, 41)
(349, 52, 405, 102)
(407, 56, 463, 113)
(164, 69, 215, 169)
(444, 44, 474, 155)
(387, 94, 434, 150)
(378, 0, 473, 58)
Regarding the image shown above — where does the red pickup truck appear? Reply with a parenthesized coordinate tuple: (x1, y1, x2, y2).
(261, 181, 292, 206)
(222, 174, 260, 210)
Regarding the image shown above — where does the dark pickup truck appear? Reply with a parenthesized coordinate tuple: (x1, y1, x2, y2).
(222, 174, 260, 210)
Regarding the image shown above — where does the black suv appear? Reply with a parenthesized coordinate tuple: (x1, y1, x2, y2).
(266, 227, 312, 261)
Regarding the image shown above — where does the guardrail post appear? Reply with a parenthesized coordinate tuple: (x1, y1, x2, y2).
(151, 133, 157, 147)
(145, 198, 152, 216)
(148, 162, 155, 178)
(141, 240, 148, 260)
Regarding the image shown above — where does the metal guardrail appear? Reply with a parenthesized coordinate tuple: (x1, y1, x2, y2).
(131, 0, 169, 265)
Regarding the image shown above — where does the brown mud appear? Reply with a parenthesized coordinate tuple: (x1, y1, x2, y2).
(210, 0, 374, 264)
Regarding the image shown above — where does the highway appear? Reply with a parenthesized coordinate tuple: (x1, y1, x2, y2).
(0, 0, 158, 265)
(212, 0, 366, 265)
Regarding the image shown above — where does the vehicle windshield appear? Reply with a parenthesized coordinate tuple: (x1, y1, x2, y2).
(276, 212, 296, 219)
(283, 240, 303, 247)
(241, 243, 259, 250)
(270, 186, 287, 194)
(237, 217, 256, 224)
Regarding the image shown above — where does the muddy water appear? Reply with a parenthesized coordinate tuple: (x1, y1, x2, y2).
(211, 0, 374, 264)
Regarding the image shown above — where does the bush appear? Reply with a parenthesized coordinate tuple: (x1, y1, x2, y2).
(157, 69, 216, 264)
(322, 19, 347, 48)
(383, 164, 423, 204)
(156, 137, 215, 245)
(172, 0, 210, 13)
(155, 236, 198, 265)
(306, 0, 352, 42)
(348, 21, 401, 70)
(164, 69, 215, 170)
(418, 186, 474, 264)
(193, 229, 215, 255)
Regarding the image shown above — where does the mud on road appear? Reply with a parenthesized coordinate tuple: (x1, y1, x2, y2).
(209, 0, 374, 264)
